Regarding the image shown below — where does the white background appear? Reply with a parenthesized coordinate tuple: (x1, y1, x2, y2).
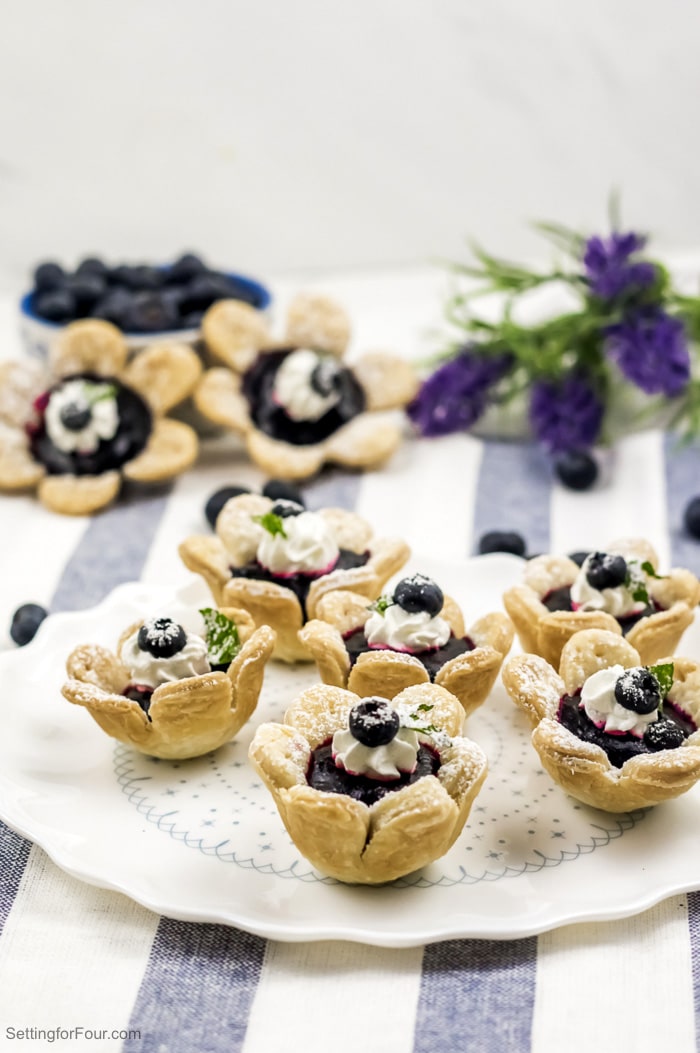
(0, 0, 699, 289)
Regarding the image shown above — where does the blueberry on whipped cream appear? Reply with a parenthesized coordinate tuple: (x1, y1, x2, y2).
(272, 348, 343, 422)
(121, 617, 210, 694)
(570, 551, 650, 619)
(44, 378, 118, 454)
(306, 697, 444, 803)
(28, 372, 152, 475)
(557, 660, 695, 767)
(365, 575, 451, 653)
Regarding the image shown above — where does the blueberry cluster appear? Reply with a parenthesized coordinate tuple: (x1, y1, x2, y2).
(29, 253, 265, 333)
(393, 575, 444, 617)
(613, 667, 686, 752)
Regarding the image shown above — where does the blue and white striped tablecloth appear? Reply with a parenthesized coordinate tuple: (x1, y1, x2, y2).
(1, 274, 700, 1053)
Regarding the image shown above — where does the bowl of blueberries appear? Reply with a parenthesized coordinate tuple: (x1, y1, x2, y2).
(20, 252, 272, 360)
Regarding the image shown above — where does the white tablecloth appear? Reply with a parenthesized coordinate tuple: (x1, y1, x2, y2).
(0, 269, 699, 1053)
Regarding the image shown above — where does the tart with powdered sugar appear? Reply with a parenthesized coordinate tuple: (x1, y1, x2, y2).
(502, 628, 700, 811)
(0, 320, 201, 515)
(249, 684, 487, 883)
(299, 573, 513, 717)
(178, 493, 409, 663)
(62, 607, 274, 759)
(193, 291, 418, 480)
(503, 537, 700, 669)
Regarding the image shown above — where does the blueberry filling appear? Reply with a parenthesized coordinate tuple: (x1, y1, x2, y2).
(557, 691, 695, 768)
(541, 585, 658, 634)
(307, 738, 440, 805)
(342, 629, 475, 681)
(241, 347, 366, 445)
(230, 548, 369, 617)
(123, 683, 154, 717)
(28, 373, 152, 475)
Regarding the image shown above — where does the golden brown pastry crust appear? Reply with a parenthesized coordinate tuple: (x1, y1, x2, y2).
(0, 321, 201, 514)
(179, 494, 410, 663)
(194, 291, 417, 480)
(62, 608, 274, 759)
(503, 538, 700, 668)
(248, 682, 487, 884)
(300, 589, 513, 718)
(502, 627, 700, 811)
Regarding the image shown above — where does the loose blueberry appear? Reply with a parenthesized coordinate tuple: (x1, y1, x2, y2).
(10, 603, 48, 646)
(271, 500, 304, 518)
(478, 531, 526, 557)
(262, 479, 306, 506)
(554, 450, 598, 491)
(204, 485, 251, 528)
(393, 574, 444, 617)
(75, 256, 109, 280)
(91, 287, 134, 327)
(585, 551, 628, 591)
(683, 496, 700, 541)
(568, 551, 591, 568)
(59, 401, 92, 431)
(34, 288, 76, 323)
(33, 261, 66, 292)
(644, 717, 685, 751)
(165, 252, 207, 284)
(137, 617, 187, 658)
(614, 667, 661, 715)
(348, 697, 400, 748)
(123, 291, 180, 333)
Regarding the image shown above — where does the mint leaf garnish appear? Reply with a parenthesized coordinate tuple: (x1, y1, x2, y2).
(84, 381, 118, 405)
(648, 661, 674, 701)
(368, 595, 394, 616)
(414, 703, 435, 713)
(200, 607, 241, 665)
(641, 560, 664, 580)
(253, 512, 287, 539)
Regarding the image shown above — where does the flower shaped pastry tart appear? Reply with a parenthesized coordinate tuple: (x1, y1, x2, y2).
(249, 685, 487, 883)
(193, 291, 418, 479)
(502, 628, 700, 811)
(62, 608, 275, 759)
(503, 537, 699, 669)
(299, 573, 513, 717)
(0, 320, 201, 514)
(178, 493, 410, 663)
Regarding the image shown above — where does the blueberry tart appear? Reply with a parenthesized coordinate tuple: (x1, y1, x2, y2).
(62, 607, 275, 759)
(179, 493, 410, 662)
(299, 573, 513, 717)
(193, 291, 418, 480)
(502, 628, 700, 811)
(249, 683, 487, 883)
(0, 320, 201, 514)
(503, 537, 700, 669)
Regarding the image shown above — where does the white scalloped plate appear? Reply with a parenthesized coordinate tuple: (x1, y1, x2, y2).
(2, 554, 700, 947)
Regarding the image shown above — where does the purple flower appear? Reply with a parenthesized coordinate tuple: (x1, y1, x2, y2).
(583, 231, 657, 300)
(407, 347, 513, 437)
(529, 371, 604, 453)
(605, 308, 690, 397)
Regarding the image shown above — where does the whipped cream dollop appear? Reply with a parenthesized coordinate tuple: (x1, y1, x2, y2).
(570, 554, 647, 618)
(579, 664, 659, 737)
(272, 348, 342, 422)
(332, 724, 419, 779)
(257, 510, 339, 576)
(44, 379, 119, 454)
(364, 603, 451, 653)
(120, 627, 211, 689)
